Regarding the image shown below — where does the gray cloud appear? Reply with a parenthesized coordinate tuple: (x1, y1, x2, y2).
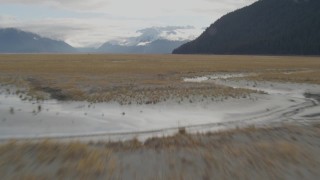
(204, 0, 257, 5)
(0, 16, 113, 47)
(136, 26, 195, 41)
(193, 0, 257, 14)
(0, 0, 108, 10)
(0, 0, 257, 47)
(0, 15, 17, 24)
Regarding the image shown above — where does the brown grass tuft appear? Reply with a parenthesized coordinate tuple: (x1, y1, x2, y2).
(76, 150, 107, 175)
(62, 141, 89, 161)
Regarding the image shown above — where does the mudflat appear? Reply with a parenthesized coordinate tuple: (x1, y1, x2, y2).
(0, 54, 320, 179)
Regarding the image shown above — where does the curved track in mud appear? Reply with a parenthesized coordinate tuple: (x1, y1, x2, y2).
(0, 77, 320, 142)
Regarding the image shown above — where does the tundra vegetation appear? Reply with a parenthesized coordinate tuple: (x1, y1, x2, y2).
(0, 54, 319, 104)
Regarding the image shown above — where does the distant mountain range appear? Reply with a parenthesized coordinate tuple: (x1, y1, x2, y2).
(0, 28, 188, 54)
(173, 0, 320, 55)
(98, 39, 188, 54)
(0, 28, 76, 53)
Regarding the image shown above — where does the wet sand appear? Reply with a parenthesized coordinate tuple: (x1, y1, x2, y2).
(1, 74, 319, 141)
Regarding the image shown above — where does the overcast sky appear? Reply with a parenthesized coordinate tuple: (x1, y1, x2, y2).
(0, 0, 257, 47)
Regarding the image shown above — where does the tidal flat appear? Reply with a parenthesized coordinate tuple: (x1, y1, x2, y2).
(0, 54, 320, 179)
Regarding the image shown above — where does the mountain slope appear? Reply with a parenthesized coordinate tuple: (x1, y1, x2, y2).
(98, 39, 188, 54)
(173, 0, 320, 55)
(0, 28, 75, 53)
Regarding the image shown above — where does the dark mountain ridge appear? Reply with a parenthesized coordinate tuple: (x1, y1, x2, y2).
(0, 28, 75, 53)
(173, 0, 320, 55)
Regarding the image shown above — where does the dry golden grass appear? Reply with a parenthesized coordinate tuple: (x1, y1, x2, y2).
(1, 54, 319, 74)
(1, 123, 319, 179)
(245, 70, 320, 84)
(76, 150, 106, 175)
(0, 139, 115, 179)
(0, 54, 319, 102)
(13, 175, 47, 180)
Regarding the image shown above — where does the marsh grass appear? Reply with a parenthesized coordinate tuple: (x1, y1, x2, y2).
(0, 123, 319, 179)
(76, 150, 106, 175)
(0, 139, 115, 178)
(244, 70, 320, 84)
(0, 55, 319, 103)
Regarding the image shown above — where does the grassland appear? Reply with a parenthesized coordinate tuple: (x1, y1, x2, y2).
(0, 54, 319, 103)
(1, 123, 320, 179)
